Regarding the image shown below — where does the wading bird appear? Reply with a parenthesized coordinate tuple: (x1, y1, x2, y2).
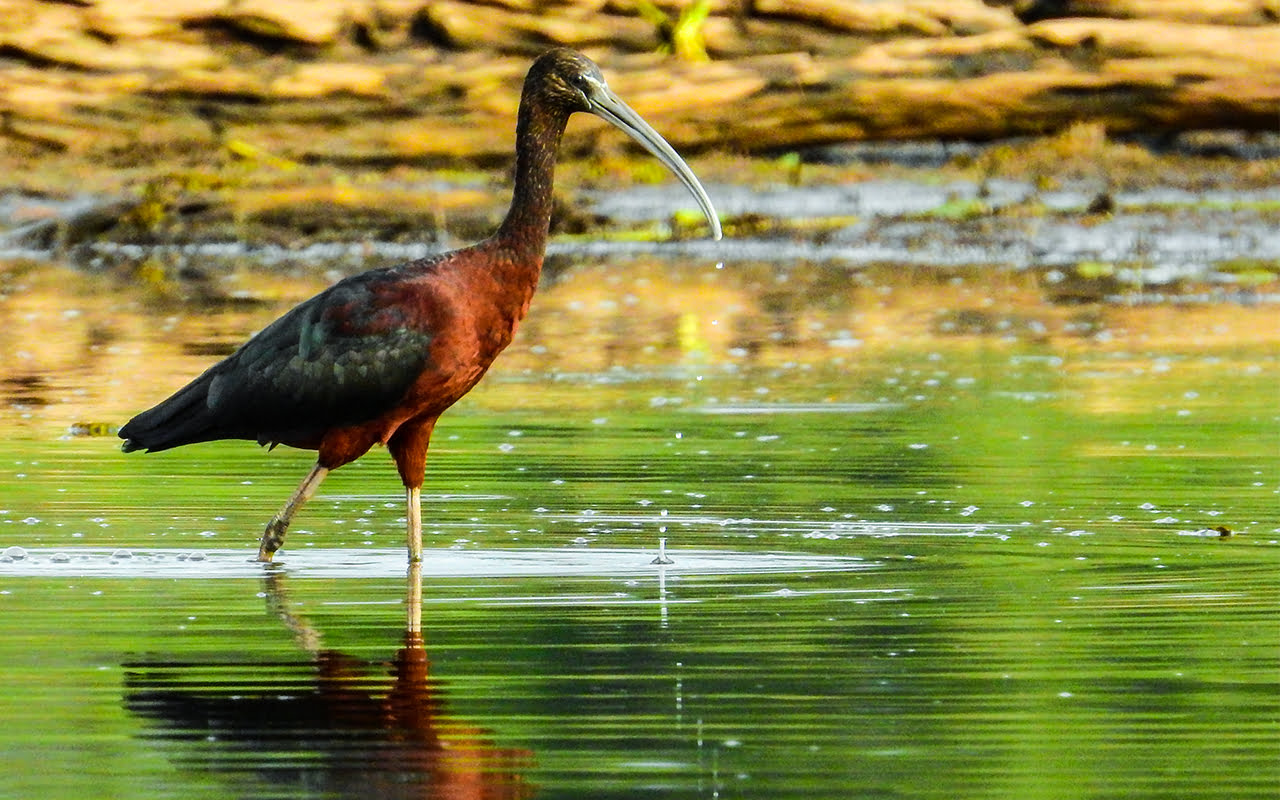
(120, 48, 721, 562)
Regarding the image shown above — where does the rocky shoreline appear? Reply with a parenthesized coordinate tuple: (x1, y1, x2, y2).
(3, 1, 1278, 172)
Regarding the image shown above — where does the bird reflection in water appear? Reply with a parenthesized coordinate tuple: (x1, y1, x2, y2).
(123, 565, 532, 799)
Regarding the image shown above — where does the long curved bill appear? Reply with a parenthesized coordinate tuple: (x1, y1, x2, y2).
(585, 81, 723, 241)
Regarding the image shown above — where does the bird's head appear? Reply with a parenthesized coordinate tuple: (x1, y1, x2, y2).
(527, 48, 609, 114)
(525, 48, 722, 241)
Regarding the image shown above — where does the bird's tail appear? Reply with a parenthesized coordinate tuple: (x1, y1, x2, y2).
(119, 374, 223, 453)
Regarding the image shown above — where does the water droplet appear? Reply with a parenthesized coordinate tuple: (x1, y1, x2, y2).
(3, 546, 27, 560)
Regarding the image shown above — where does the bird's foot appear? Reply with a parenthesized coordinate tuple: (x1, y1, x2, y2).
(258, 518, 288, 562)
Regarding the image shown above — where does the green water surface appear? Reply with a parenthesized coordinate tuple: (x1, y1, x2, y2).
(0, 323, 1276, 799)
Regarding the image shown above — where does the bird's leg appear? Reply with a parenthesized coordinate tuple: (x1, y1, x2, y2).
(406, 485, 423, 563)
(389, 418, 435, 564)
(258, 463, 329, 562)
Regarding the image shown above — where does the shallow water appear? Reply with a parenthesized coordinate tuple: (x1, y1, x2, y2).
(1, 253, 1278, 799)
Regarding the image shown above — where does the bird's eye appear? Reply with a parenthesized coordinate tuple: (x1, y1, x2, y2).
(567, 73, 592, 98)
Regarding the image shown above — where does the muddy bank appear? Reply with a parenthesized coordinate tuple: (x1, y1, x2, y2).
(4, 169, 1278, 312)
(1, 0, 1279, 178)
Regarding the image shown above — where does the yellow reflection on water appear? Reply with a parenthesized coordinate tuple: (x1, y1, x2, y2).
(1, 259, 1276, 436)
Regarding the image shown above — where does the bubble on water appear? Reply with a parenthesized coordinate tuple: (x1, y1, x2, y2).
(3, 546, 28, 560)
(51, 552, 70, 563)
(111, 549, 132, 559)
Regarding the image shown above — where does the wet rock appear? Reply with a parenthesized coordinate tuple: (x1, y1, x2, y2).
(0, 198, 141, 250)
(1009, 0, 1280, 26)
(751, 0, 1017, 35)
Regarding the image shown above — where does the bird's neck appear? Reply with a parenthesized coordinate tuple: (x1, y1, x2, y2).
(492, 95, 571, 263)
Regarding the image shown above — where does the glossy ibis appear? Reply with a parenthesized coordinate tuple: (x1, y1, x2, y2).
(120, 47, 722, 562)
